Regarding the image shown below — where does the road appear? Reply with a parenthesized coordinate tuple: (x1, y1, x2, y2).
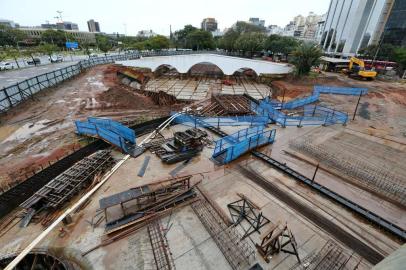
(0, 53, 124, 89)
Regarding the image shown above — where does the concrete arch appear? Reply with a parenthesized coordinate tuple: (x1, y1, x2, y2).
(186, 61, 225, 76)
(118, 54, 292, 75)
(232, 67, 259, 77)
(153, 64, 180, 74)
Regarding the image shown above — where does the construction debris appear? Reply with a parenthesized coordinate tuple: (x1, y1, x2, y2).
(199, 94, 254, 116)
(19, 150, 115, 226)
(256, 222, 300, 263)
(99, 175, 198, 234)
(144, 128, 208, 164)
(227, 197, 270, 239)
(137, 156, 151, 177)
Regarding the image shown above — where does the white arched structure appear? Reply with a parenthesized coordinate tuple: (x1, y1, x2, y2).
(117, 54, 292, 75)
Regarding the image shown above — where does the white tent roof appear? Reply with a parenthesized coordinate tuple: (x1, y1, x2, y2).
(116, 54, 292, 75)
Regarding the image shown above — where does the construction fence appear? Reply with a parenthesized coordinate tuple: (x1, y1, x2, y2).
(0, 50, 238, 114)
(251, 99, 348, 127)
(280, 85, 368, 110)
(213, 126, 276, 164)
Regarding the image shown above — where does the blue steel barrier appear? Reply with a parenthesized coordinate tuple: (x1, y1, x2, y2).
(251, 99, 348, 127)
(75, 117, 136, 153)
(88, 117, 135, 143)
(172, 113, 269, 128)
(314, 85, 368, 96)
(213, 126, 276, 164)
(96, 126, 128, 152)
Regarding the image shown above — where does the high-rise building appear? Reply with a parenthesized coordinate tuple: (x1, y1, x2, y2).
(321, 0, 395, 56)
(201, 18, 218, 32)
(249, 18, 265, 27)
(381, 0, 406, 47)
(56, 21, 79, 31)
(87, 19, 101, 33)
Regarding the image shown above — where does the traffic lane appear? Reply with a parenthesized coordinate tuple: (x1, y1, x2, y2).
(0, 61, 80, 88)
(3, 54, 88, 69)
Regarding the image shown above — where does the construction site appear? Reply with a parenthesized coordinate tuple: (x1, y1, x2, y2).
(0, 52, 405, 270)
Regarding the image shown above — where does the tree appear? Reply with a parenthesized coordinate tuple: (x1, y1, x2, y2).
(186, 30, 215, 50)
(38, 43, 59, 58)
(22, 47, 39, 66)
(96, 35, 113, 55)
(145, 35, 170, 50)
(393, 47, 406, 73)
(218, 29, 240, 51)
(41, 29, 74, 48)
(234, 32, 266, 56)
(5, 47, 21, 68)
(174, 25, 198, 48)
(0, 25, 27, 46)
(234, 21, 266, 34)
(264, 35, 299, 60)
(358, 44, 396, 61)
(291, 42, 322, 76)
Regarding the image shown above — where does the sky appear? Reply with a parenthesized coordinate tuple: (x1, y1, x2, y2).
(0, 0, 330, 35)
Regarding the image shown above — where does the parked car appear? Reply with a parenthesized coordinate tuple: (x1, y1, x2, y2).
(89, 53, 98, 58)
(27, 58, 41, 65)
(0, 62, 14, 71)
(49, 55, 63, 63)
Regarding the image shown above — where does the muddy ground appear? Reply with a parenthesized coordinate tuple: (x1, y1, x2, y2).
(0, 65, 180, 191)
(272, 72, 406, 138)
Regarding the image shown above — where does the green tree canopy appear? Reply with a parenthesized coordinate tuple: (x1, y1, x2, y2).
(145, 35, 170, 50)
(393, 47, 406, 72)
(37, 43, 59, 58)
(234, 21, 266, 34)
(186, 30, 215, 50)
(264, 35, 299, 58)
(218, 29, 239, 51)
(291, 42, 322, 76)
(358, 43, 397, 61)
(0, 25, 27, 46)
(41, 29, 74, 47)
(234, 32, 266, 56)
(96, 34, 113, 54)
(174, 25, 198, 48)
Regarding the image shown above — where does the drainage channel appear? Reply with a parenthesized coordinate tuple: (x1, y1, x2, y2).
(0, 116, 170, 219)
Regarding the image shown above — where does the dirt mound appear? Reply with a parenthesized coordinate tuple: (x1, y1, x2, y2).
(272, 76, 352, 99)
(97, 86, 157, 110)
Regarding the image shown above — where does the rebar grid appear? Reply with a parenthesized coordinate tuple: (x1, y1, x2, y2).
(290, 139, 406, 206)
(289, 240, 362, 270)
(191, 199, 255, 270)
(147, 220, 176, 270)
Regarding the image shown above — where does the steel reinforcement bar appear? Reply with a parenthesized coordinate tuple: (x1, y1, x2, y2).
(251, 151, 406, 242)
(0, 116, 170, 219)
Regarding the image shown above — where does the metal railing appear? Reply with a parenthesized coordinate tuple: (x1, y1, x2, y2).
(0, 50, 238, 114)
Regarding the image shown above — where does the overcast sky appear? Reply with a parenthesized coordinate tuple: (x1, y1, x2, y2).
(0, 0, 329, 35)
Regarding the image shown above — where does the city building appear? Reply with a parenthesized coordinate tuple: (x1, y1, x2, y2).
(267, 25, 284, 35)
(0, 19, 18, 28)
(56, 21, 79, 31)
(19, 27, 96, 44)
(321, 0, 395, 56)
(87, 19, 100, 33)
(40, 21, 79, 31)
(315, 14, 327, 42)
(249, 18, 265, 27)
(381, 0, 406, 47)
(201, 18, 218, 32)
(137, 30, 157, 38)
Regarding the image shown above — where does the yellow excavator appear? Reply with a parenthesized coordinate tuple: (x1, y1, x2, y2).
(343, 57, 377, 80)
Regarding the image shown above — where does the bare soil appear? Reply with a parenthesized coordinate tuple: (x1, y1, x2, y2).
(0, 64, 178, 190)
